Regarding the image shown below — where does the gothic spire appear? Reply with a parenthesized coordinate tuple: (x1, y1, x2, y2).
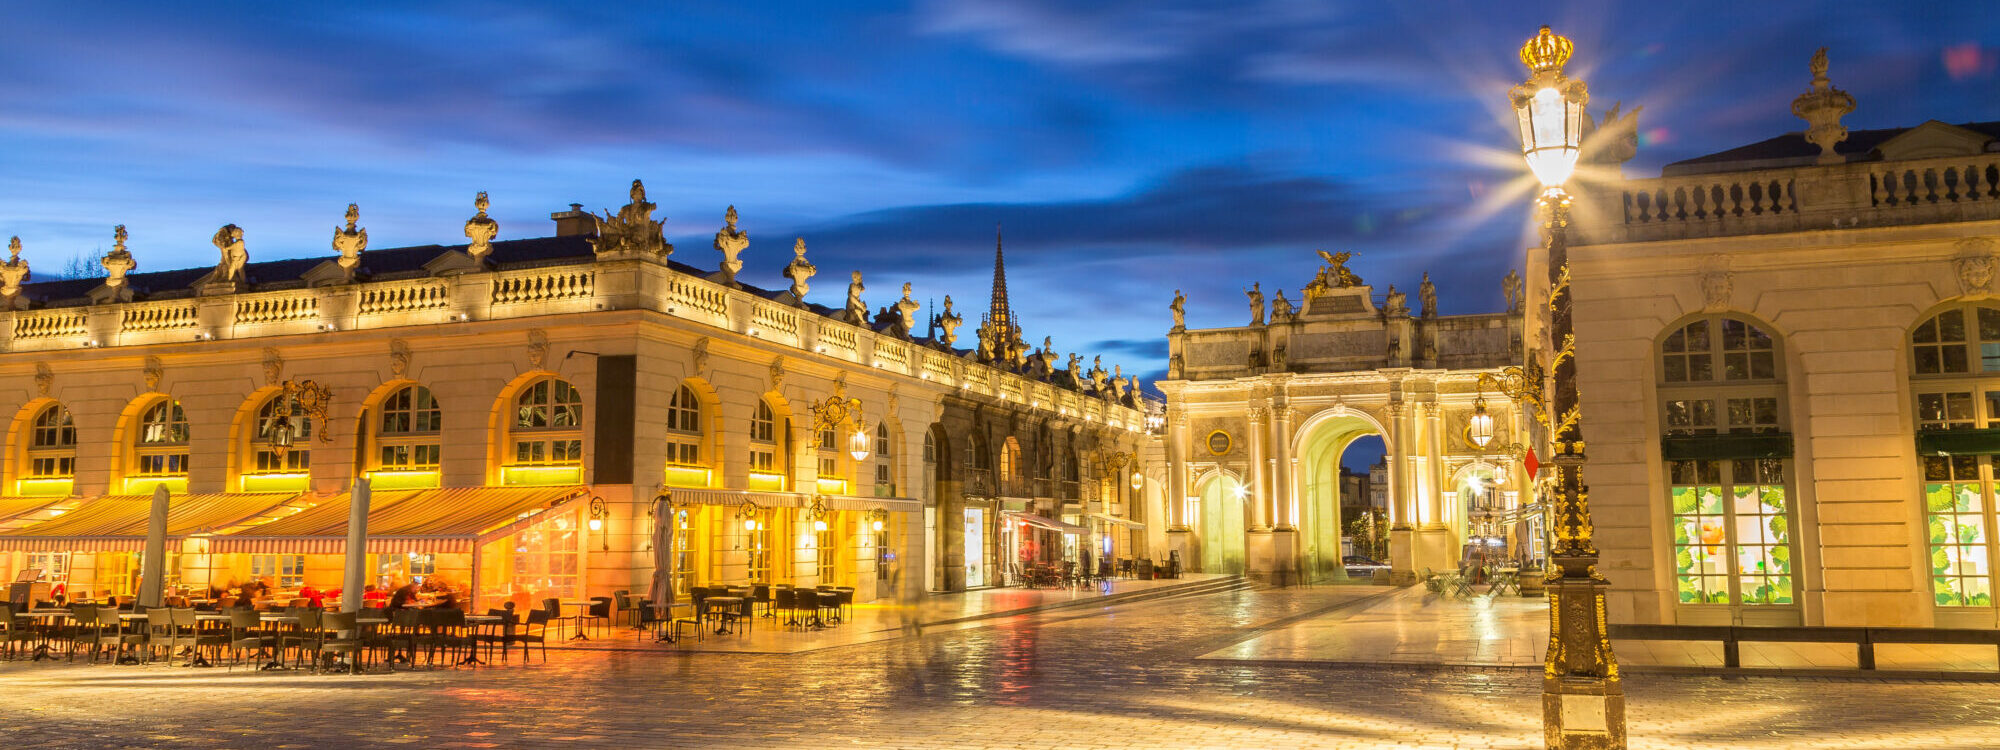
(988, 224, 1012, 331)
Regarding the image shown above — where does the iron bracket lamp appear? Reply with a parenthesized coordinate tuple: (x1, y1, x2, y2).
(261, 379, 335, 457)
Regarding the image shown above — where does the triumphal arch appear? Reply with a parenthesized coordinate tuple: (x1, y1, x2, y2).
(1159, 253, 1531, 583)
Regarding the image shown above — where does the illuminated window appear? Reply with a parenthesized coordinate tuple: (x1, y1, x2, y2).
(744, 508, 773, 583)
(512, 509, 580, 599)
(749, 400, 779, 474)
(671, 508, 695, 595)
(250, 393, 312, 474)
(1658, 316, 1794, 611)
(134, 399, 189, 478)
(1910, 303, 2000, 612)
(511, 378, 583, 465)
(26, 404, 76, 479)
(26, 551, 68, 584)
(817, 525, 837, 583)
(376, 385, 443, 470)
(250, 554, 306, 589)
(666, 384, 702, 467)
(1001, 437, 1022, 480)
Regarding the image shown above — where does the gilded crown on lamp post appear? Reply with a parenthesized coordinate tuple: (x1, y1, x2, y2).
(1520, 26, 1572, 73)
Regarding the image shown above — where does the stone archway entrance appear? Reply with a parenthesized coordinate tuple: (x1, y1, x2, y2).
(1194, 472, 1247, 574)
(1294, 411, 1384, 583)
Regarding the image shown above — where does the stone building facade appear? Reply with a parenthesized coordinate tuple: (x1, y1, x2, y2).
(0, 184, 1150, 607)
(1562, 54, 2000, 628)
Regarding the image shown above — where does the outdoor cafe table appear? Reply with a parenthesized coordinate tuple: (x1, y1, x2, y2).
(559, 600, 599, 641)
(701, 596, 745, 635)
(19, 610, 72, 661)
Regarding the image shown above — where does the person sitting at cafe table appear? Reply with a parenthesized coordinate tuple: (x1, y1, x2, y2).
(434, 588, 462, 611)
(298, 585, 326, 608)
(362, 584, 389, 606)
(386, 582, 421, 612)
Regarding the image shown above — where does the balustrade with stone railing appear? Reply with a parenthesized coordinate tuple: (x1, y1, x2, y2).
(819, 325, 858, 355)
(664, 276, 728, 320)
(491, 269, 594, 305)
(1589, 151, 2000, 243)
(122, 301, 200, 332)
(233, 293, 318, 325)
(357, 280, 449, 316)
(13, 310, 87, 340)
(750, 302, 800, 337)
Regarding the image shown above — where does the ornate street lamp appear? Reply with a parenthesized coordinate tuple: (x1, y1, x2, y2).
(810, 391, 870, 462)
(1466, 395, 1496, 449)
(1508, 25, 1623, 749)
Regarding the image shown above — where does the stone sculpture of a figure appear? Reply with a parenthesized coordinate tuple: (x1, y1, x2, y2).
(1170, 289, 1186, 331)
(893, 283, 921, 335)
(1271, 289, 1293, 322)
(844, 270, 867, 323)
(103, 225, 136, 288)
(1247, 282, 1265, 326)
(1385, 284, 1407, 315)
(1089, 356, 1110, 394)
(465, 192, 499, 261)
(1064, 353, 1082, 385)
(783, 238, 816, 302)
(333, 203, 367, 276)
(592, 179, 671, 258)
(211, 224, 247, 283)
(937, 295, 963, 346)
(1419, 272, 1437, 318)
(1503, 268, 1523, 313)
(0, 237, 29, 304)
(714, 205, 748, 286)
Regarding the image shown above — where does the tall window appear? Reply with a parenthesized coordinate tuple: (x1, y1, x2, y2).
(376, 385, 443, 471)
(26, 404, 76, 479)
(1911, 303, 2000, 611)
(512, 378, 583, 465)
(817, 423, 840, 480)
(1658, 317, 1795, 609)
(666, 385, 702, 467)
(513, 509, 580, 598)
(745, 508, 773, 582)
(134, 399, 190, 478)
(817, 525, 837, 583)
(750, 400, 779, 474)
(672, 508, 696, 595)
(874, 422, 892, 487)
(250, 394, 312, 473)
(1001, 437, 1022, 480)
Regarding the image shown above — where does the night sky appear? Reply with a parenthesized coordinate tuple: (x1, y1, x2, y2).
(3, 2, 1996, 411)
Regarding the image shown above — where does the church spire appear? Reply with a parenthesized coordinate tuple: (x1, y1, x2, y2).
(987, 224, 1012, 331)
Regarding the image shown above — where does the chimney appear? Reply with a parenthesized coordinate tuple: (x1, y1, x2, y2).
(551, 203, 597, 237)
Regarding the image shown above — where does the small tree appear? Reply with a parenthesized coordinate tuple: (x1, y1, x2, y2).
(55, 252, 98, 281)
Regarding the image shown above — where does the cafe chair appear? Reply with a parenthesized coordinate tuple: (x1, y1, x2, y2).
(318, 611, 365, 674)
(517, 609, 553, 663)
(226, 608, 272, 672)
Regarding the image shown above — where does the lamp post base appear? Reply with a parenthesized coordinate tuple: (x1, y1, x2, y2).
(1541, 565, 1624, 749)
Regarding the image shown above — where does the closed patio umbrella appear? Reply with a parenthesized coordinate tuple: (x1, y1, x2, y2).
(341, 477, 372, 613)
(648, 495, 674, 613)
(136, 484, 170, 608)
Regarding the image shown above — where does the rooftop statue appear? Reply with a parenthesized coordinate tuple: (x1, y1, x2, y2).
(1246, 282, 1265, 326)
(936, 295, 963, 347)
(1384, 284, 1407, 316)
(1792, 47, 1855, 164)
(782, 237, 816, 303)
(714, 205, 748, 286)
(893, 282, 921, 336)
(1582, 102, 1642, 167)
(333, 203, 367, 278)
(1169, 289, 1185, 331)
(1503, 268, 1524, 313)
(103, 225, 136, 287)
(210, 224, 247, 283)
(591, 179, 672, 259)
(1271, 288, 1294, 322)
(843, 270, 867, 324)
(464, 191, 499, 261)
(1, 237, 29, 307)
(1112, 366, 1130, 402)
(1089, 355, 1110, 394)
(1065, 353, 1082, 386)
(1304, 250, 1364, 302)
(1419, 272, 1437, 318)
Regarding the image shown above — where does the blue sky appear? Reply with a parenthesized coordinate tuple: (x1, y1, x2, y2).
(4, 1, 1997, 407)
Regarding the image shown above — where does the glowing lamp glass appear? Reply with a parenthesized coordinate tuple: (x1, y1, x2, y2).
(848, 430, 871, 462)
(1467, 401, 1495, 449)
(1515, 86, 1582, 188)
(814, 518, 828, 531)
(871, 520, 884, 532)
(587, 518, 604, 532)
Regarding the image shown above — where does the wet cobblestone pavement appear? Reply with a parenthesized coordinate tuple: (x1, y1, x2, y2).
(4, 587, 2000, 749)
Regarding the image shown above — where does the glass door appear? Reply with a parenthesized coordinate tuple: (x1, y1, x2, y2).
(964, 508, 985, 588)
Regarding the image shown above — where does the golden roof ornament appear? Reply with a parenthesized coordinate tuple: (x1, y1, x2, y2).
(1519, 25, 1572, 74)
(464, 191, 499, 261)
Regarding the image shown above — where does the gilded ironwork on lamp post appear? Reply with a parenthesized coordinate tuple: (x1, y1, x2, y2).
(262, 379, 335, 457)
(1508, 25, 1623, 749)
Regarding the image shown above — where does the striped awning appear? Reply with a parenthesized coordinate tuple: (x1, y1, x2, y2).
(1001, 510, 1090, 535)
(664, 488, 919, 513)
(0, 496, 66, 527)
(210, 485, 588, 555)
(0, 492, 296, 552)
(1088, 513, 1144, 530)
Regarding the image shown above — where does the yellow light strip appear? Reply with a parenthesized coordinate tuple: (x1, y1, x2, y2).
(16, 477, 73, 497)
(123, 476, 188, 495)
(747, 472, 787, 492)
(663, 465, 712, 489)
(501, 464, 583, 487)
(239, 472, 309, 493)
(367, 469, 443, 490)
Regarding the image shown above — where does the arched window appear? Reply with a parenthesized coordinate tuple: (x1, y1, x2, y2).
(666, 384, 702, 467)
(923, 431, 936, 465)
(1001, 437, 1022, 480)
(1911, 303, 2000, 613)
(374, 385, 442, 485)
(22, 404, 76, 495)
(1657, 316, 1795, 614)
(506, 378, 583, 485)
(748, 400, 784, 490)
(242, 393, 311, 491)
(133, 399, 190, 488)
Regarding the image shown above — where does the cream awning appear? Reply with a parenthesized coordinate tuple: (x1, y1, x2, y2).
(1089, 513, 1144, 530)
(0, 492, 296, 552)
(210, 486, 588, 554)
(664, 488, 919, 513)
(1001, 510, 1089, 535)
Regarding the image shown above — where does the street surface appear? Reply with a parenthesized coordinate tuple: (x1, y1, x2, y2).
(3, 587, 1998, 749)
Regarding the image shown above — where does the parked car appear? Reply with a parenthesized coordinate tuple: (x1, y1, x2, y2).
(1342, 555, 1389, 580)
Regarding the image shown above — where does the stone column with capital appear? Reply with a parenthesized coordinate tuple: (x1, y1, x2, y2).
(1385, 401, 1417, 584)
(1269, 399, 1299, 584)
(1414, 400, 1458, 574)
(1246, 406, 1272, 531)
